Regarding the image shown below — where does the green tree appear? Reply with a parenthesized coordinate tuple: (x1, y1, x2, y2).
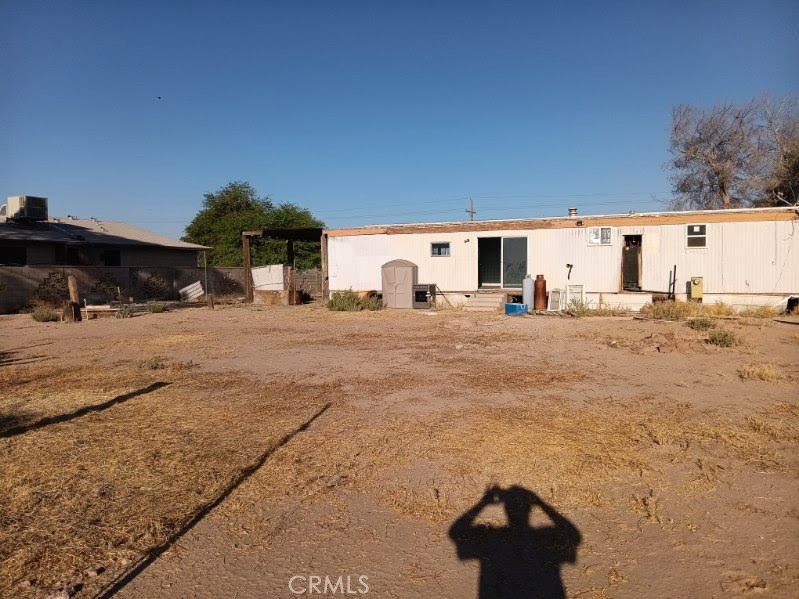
(182, 181, 324, 268)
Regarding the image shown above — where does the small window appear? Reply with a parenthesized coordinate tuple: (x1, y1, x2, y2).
(588, 227, 612, 246)
(0, 246, 27, 265)
(102, 249, 121, 266)
(431, 242, 450, 257)
(687, 224, 706, 248)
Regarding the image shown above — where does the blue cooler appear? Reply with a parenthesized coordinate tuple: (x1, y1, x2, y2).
(504, 303, 528, 316)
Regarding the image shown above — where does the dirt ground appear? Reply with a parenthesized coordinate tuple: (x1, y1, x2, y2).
(1, 304, 798, 598)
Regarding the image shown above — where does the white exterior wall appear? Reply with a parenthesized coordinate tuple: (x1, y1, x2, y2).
(252, 264, 284, 291)
(328, 218, 799, 307)
(329, 232, 479, 291)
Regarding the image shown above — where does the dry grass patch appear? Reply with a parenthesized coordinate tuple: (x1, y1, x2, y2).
(737, 363, 787, 382)
(458, 361, 585, 392)
(0, 364, 158, 431)
(230, 394, 798, 536)
(141, 332, 210, 347)
(0, 370, 335, 598)
(738, 305, 780, 318)
(138, 356, 197, 371)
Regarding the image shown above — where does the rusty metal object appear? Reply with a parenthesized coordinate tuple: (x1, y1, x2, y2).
(534, 274, 547, 311)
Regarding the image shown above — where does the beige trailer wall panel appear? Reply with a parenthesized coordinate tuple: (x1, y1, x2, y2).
(326, 210, 799, 307)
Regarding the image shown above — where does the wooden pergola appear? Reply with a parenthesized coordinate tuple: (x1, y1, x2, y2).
(241, 228, 327, 303)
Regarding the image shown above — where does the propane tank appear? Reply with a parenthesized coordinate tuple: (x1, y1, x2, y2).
(522, 275, 533, 307)
(534, 274, 547, 311)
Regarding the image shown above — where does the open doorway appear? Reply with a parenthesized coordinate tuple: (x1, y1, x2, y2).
(622, 235, 642, 291)
(478, 237, 501, 287)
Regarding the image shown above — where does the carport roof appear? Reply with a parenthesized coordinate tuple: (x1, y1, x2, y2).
(242, 228, 323, 241)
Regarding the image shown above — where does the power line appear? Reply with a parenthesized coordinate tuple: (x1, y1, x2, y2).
(98, 191, 675, 226)
(315, 190, 672, 215)
(323, 197, 671, 222)
(465, 198, 476, 221)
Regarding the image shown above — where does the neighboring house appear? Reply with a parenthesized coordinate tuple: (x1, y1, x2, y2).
(0, 196, 220, 313)
(324, 206, 799, 310)
(0, 201, 206, 268)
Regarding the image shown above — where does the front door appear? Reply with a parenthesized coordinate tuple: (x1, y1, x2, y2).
(622, 235, 642, 291)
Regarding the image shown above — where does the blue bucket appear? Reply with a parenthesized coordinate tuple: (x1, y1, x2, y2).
(504, 303, 528, 316)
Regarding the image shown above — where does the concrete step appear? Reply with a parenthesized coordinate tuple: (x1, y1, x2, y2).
(464, 293, 506, 311)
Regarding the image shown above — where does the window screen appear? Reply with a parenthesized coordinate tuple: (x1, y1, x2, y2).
(431, 242, 450, 256)
(588, 227, 612, 245)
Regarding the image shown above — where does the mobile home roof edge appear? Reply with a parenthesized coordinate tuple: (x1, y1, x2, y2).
(324, 206, 799, 237)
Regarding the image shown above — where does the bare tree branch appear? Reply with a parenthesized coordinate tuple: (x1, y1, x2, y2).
(668, 96, 799, 209)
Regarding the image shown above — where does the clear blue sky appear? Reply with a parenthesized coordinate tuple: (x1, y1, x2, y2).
(2, 1, 797, 238)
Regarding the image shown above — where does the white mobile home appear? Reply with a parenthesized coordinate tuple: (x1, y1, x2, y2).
(324, 207, 799, 310)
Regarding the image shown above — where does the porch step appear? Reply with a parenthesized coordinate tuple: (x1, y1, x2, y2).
(464, 292, 507, 312)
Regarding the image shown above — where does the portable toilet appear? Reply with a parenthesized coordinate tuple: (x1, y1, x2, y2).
(381, 260, 418, 308)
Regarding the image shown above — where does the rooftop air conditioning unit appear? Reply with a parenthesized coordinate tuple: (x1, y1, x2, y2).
(7, 196, 49, 221)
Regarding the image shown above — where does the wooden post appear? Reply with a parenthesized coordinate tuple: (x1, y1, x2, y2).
(206, 293, 215, 310)
(286, 239, 295, 268)
(67, 274, 79, 303)
(242, 233, 253, 303)
(320, 232, 329, 301)
(64, 273, 82, 322)
(288, 266, 297, 305)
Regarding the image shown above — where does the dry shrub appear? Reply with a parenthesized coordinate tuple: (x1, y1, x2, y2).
(114, 304, 134, 318)
(147, 301, 169, 313)
(737, 363, 786, 381)
(30, 306, 59, 322)
(140, 355, 167, 370)
(639, 301, 699, 320)
(686, 317, 716, 331)
(328, 290, 383, 311)
(707, 329, 742, 347)
(328, 290, 361, 311)
(641, 300, 740, 320)
(702, 301, 736, 316)
(568, 298, 630, 317)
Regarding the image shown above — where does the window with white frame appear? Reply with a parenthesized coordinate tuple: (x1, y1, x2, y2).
(686, 224, 707, 247)
(431, 242, 450, 256)
(588, 226, 612, 246)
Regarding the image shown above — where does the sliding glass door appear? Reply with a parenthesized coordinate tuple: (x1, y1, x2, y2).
(478, 236, 527, 288)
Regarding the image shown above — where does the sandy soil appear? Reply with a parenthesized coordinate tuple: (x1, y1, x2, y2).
(1, 304, 797, 598)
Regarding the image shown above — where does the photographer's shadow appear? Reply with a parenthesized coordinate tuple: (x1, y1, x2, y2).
(449, 486, 581, 599)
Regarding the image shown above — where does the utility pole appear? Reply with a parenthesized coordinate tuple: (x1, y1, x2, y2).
(465, 197, 476, 221)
